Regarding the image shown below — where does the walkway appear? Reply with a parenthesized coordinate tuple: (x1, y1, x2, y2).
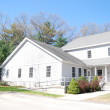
(59, 91, 110, 101)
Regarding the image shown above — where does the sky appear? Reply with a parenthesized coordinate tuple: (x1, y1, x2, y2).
(0, 0, 110, 28)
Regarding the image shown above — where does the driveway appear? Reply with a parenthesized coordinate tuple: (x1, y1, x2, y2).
(0, 93, 110, 110)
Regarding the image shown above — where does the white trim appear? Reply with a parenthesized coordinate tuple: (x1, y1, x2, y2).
(105, 66, 107, 83)
(64, 42, 110, 51)
(1, 38, 62, 67)
(95, 66, 97, 76)
(1, 39, 27, 67)
(62, 60, 87, 67)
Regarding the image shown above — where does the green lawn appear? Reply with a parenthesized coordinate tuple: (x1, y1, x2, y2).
(0, 86, 63, 98)
(86, 93, 110, 103)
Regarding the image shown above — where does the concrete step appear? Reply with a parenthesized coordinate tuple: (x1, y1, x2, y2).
(104, 83, 110, 86)
(102, 83, 110, 90)
(102, 86, 110, 91)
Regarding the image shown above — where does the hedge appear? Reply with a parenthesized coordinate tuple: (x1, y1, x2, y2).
(67, 76, 101, 94)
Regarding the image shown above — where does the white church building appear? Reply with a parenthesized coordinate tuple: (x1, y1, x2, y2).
(1, 31, 110, 88)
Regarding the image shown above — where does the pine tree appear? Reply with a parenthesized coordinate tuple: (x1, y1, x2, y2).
(67, 78, 80, 94)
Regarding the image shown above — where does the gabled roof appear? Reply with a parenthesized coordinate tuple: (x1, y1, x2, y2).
(62, 31, 110, 51)
(1, 37, 86, 67)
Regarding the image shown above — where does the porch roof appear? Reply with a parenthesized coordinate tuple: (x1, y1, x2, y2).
(82, 57, 110, 66)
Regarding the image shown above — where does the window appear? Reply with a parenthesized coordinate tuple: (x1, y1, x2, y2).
(78, 68, 81, 77)
(87, 50, 91, 58)
(84, 69, 87, 76)
(6, 69, 9, 78)
(46, 66, 51, 77)
(29, 67, 33, 78)
(72, 67, 75, 77)
(108, 48, 110, 56)
(88, 71, 90, 76)
(18, 68, 21, 78)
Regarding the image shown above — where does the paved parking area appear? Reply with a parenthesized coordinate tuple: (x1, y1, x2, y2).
(0, 93, 110, 110)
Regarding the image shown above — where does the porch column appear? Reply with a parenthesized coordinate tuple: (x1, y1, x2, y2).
(105, 66, 107, 83)
(95, 66, 97, 76)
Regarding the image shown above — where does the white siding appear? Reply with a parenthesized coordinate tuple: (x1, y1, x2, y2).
(62, 62, 85, 78)
(2, 41, 62, 83)
(68, 45, 110, 60)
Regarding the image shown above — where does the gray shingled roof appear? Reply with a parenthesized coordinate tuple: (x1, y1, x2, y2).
(83, 57, 110, 66)
(29, 38, 86, 66)
(62, 31, 110, 51)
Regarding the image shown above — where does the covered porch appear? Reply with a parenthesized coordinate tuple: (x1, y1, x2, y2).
(87, 65, 110, 83)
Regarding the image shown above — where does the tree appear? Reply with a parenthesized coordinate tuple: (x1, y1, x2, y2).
(33, 21, 56, 44)
(31, 13, 75, 44)
(0, 40, 13, 64)
(2, 23, 24, 46)
(0, 13, 10, 41)
(77, 76, 90, 93)
(54, 35, 68, 47)
(67, 78, 80, 94)
(79, 23, 100, 36)
(101, 23, 110, 32)
(15, 14, 33, 37)
(75, 23, 110, 38)
(90, 76, 101, 91)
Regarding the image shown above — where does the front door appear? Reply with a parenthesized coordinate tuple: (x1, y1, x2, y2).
(97, 70, 102, 76)
(97, 70, 103, 82)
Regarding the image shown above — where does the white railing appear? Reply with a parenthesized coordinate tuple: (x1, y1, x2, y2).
(5, 76, 95, 89)
(99, 77, 105, 87)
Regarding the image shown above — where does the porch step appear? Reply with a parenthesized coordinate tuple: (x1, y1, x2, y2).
(102, 83, 110, 91)
(104, 82, 110, 86)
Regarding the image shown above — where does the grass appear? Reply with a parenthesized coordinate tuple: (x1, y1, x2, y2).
(0, 86, 63, 98)
(86, 93, 110, 104)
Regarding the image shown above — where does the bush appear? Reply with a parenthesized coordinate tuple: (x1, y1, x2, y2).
(78, 76, 87, 81)
(67, 78, 80, 94)
(67, 76, 101, 94)
(93, 76, 98, 81)
(90, 76, 100, 91)
(78, 79, 91, 93)
(0, 81, 9, 86)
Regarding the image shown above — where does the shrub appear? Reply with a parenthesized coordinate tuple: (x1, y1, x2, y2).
(0, 81, 9, 86)
(93, 76, 98, 81)
(67, 78, 80, 94)
(90, 76, 100, 91)
(78, 80, 91, 93)
(78, 76, 87, 81)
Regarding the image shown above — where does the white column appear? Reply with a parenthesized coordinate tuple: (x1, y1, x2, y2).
(95, 66, 97, 76)
(105, 66, 107, 83)
(82, 68, 84, 76)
